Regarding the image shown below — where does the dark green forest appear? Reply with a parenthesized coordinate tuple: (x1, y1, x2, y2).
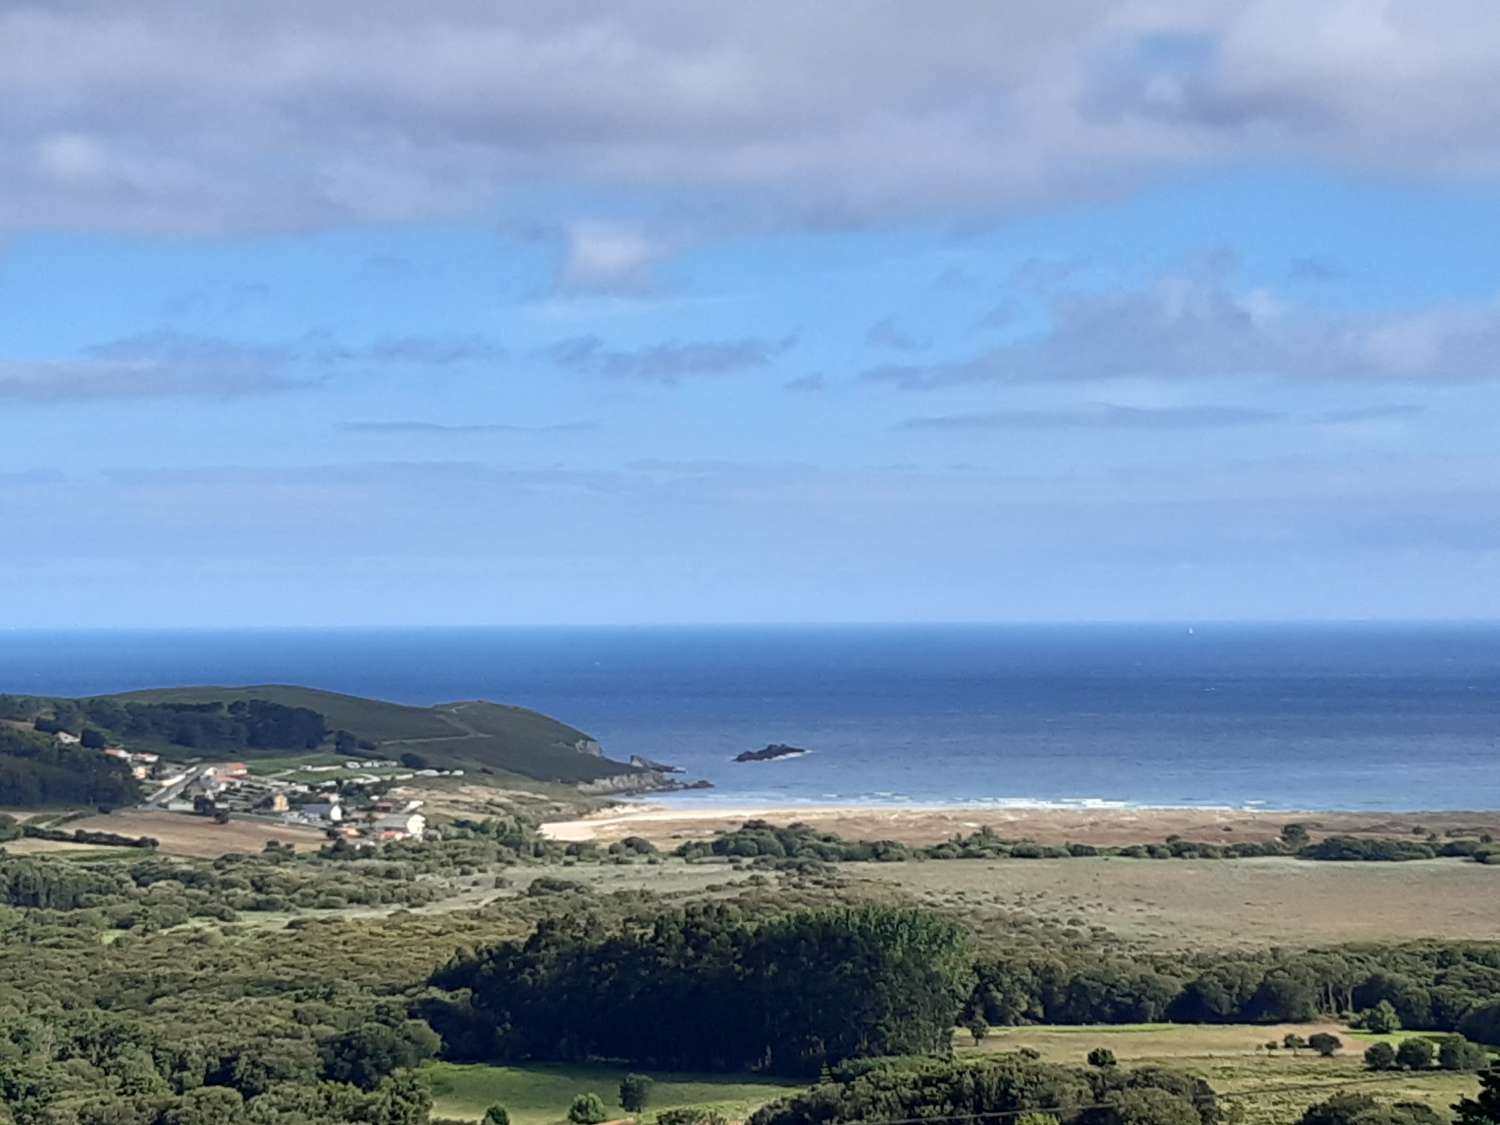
(0, 726, 139, 807)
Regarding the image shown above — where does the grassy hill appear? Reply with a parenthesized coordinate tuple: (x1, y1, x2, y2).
(87, 685, 641, 786)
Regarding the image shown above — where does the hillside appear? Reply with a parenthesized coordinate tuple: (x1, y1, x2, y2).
(39, 685, 642, 787)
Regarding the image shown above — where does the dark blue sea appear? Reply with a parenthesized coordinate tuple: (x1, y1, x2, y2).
(0, 624, 1496, 811)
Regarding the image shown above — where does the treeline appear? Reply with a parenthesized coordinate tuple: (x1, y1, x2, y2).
(0, 848, 444, 927)
(751, 1054, 1217, 1125)
(0, 1005, 439, 1125)
(0, 724, 139, 807)
(426, 904, 974, 1076)
(19, 823, 159, 849)
(676, 821, 1500, 866)
(967, 941, 1500, 1045)
(71, 696, 330, 751)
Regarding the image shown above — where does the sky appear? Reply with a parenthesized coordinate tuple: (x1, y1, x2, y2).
(3, 1, 1500, 627)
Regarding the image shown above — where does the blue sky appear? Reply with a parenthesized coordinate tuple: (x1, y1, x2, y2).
(3, 3, 1500, 626)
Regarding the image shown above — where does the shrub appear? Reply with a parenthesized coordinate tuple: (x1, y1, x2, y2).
(1437, 1036, 1488, 1072)
(1087, 1047, 1117, 1068)
(483, 1107, 511, 1125)
(1309, 1033, 1343, 1057)
(1358, 1000, 1402, 1034)
(568, 1093, 608, 1124)
(619, 1073, 654, 1113)
(1364, 1042, 1397, 1071)
(1396, 1038, 1435, 1070)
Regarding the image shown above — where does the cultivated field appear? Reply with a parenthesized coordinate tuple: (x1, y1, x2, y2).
(60, 808, 327, 857)
(845, 855, 1500, 948)
(964, 1023, 1492, 1125)
(426, 1062, 802, 1124)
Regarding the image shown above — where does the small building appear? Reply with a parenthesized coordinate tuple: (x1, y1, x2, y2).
(301, 801, 343, 823)
(103, 746, 130, 761)
(371, 812, 425, 841)
(55, 731, 80, 746)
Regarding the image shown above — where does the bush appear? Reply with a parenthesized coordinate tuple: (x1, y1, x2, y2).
(1297, 1092, 1443, 1125)
(1358, 1000, 1401, 1033)
(1086, 1047, 1117, 1068)
(1309, 1033, 1343, 1057)
(1364, 1042, 1397, 1071)
(568, 1093, 608, 1124)
(483, 1107, 511, 1125)
(1396, 1038, 1435, 1070)
(1437, 1036, 1488, 1071)
(620, 1073, 654, 1113)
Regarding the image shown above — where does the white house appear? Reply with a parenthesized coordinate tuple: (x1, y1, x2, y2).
(371, 812, 425, 840)
(301, 801, 343, 823)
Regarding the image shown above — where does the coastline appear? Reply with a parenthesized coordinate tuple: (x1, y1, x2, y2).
(541, 800, 1500, 846)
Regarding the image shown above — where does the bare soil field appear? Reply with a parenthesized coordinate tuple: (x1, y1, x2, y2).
(847, 855, 1500, 948)
(61, 809, 326, 858)
(541, 803, 1500, 847)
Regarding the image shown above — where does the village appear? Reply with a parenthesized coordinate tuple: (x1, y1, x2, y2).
(52, 727, 442, 844)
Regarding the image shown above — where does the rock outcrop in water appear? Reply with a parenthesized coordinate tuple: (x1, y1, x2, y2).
(733, 743, 810, 763)
(577, 770, 712, 796)
(629, 754, 683, 773)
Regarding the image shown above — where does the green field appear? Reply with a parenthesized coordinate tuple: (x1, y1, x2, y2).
(965, 1023, 1492, 1125)
(426, 1062, 803, 1124)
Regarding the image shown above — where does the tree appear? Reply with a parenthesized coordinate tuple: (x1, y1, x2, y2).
(1087, 1047, 1118, 1068)
(1309, 1033, 1343, 1057)
(620, 1074, 654, 1113)
(967, 1016, 990, 1045)
(483, 1107, 512, 1125)
(1359, 1001, 1402, 1034)
(1461, 1003, 1500, 1047)
(1284, 1033, 1308, 1052)
(1396, 1038, 1435, 1070)
(1106, 1087, 1200, 1125)
(1364, 1043, 1398, 1071)
(1281, 823, 1311, 848)
(80, 728, 106, 749)
(1452, 1065, 1500, 1125)
(1439, 1037, 1489, 1072)
(399, 752, 430, 770)
(568, 1093, 608, 1124)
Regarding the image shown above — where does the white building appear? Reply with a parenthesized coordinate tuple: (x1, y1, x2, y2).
(371, 812, 425, 840)
(301, 801, 343, 823)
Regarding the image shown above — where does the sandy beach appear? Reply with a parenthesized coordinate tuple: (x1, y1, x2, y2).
(540, 802, 1500, 847)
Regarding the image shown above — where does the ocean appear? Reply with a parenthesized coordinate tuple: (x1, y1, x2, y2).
(0, 624, 1496, 811)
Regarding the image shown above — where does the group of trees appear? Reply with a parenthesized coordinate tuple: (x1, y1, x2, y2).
(747, 1053, 1217, 1125)
(965, 942, 1500, 1041)
(72, 696, 330, 751)
(1364, 1036, 1490, 1071)
(1297, 1071, 1500, 1125)
(427, 904, 974, 1076)
(676, 821, 1500, 867)
(0, 1007, 438, 1124)
(0, 725, 140, 807)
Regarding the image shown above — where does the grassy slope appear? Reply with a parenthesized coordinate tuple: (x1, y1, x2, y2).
(969, 1023, 1492, 1125)
(426, 1062, 802, 1125)
(95, 685, 636, 785)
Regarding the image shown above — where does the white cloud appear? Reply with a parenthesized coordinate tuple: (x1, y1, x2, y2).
(4, 3, 1500, 232)
(866, 265, 1500, 388)
(559, 220, 665, 291)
